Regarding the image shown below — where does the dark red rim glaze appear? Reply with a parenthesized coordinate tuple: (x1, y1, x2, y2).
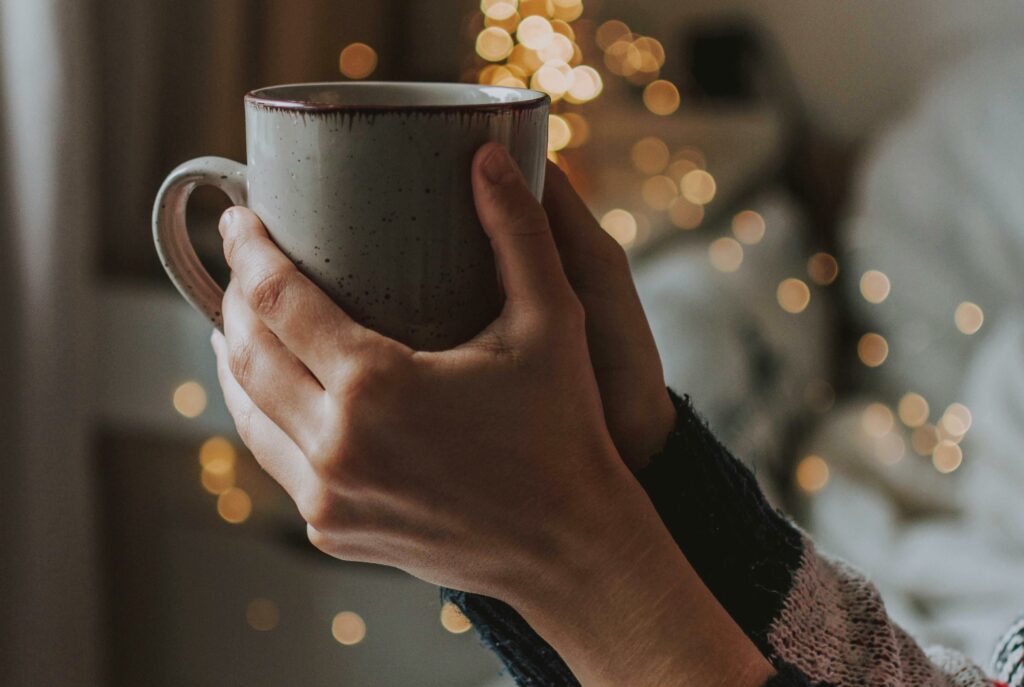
(245, 82, 549, 114)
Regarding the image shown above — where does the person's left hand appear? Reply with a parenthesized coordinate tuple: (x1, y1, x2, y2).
(210, 143, 657, 600)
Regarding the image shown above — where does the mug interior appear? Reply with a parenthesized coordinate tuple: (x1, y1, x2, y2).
(246, 82, 547, 111)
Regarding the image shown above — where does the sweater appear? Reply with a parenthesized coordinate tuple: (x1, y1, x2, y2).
(442, 391, 1024, 686)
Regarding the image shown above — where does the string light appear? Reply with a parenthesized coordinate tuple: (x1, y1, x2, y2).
(440, 602, 473, 634)
(807, 253, 839, 286)
(731, 210, 765, 245)
(339, 43, 377, 80)
(332, 611, 367, 645)
(246, 598, 279, 632)
(708, 238, 743, 272)
(859, 270, 891, 304)
(173, 381, 207, 418)
(600, 209, 638, 246)
(777, 278, 811, 314)
(796, 455, 830, 493)
(954, 302, 984, 335)
(858, 333, 889, 367)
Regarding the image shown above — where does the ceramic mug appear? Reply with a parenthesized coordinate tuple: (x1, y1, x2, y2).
(153, 82, 549, 350)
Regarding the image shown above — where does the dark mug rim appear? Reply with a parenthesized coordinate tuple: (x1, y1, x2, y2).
(245, 81, 549, 114)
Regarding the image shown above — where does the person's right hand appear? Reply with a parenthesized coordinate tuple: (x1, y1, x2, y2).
(541, 163, 676, 470)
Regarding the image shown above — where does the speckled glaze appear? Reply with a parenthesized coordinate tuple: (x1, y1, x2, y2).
(154, 82, 549, 350)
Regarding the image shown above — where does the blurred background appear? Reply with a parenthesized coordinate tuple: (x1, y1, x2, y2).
(3, 0, 1024, 685)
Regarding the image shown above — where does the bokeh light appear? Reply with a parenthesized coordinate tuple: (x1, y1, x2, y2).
(668, 197, 704, 230)
(476, 27, 515, 61)
(173, 381, 207, 418)
(199, 436, 236, 471)
(217, 487, 252, 524)
(516, 15, 555, 50)
(897, 393, 929, 428)
(911, 424, 940, 456)
(332, 611, 367, 646)
(876, 432, 906, 465)
(796, 455, 830, 493)
(440, 602, 473, 634)
(562, 112, 590, 147)
(339, 43, 378, 80)
(600, 209, 638, 246)
(630, 137, 669, 175)
(858, 333, 889, 367)
(862, 402, 894, 438)
(807, 253, 839, 286)
(246, 598, 279, 632)
(776, 278, 811, 314)
(680, 170, 716, 205)
(538, 33, 574, 63)
(932, 441, 963, 474)
(565, 66, 603, 103)
(530, 60, 571, 99)
(547, 114, 571, 151)
(859, 270, 891, 304)
(643, 80, 680, 115)
(731, 210, 765, 245)
(708, 237, 743, 272)
(940, 403, 972, 437)
(954, 302, 984, 335)
(595, 20, 630, 50)
(641, 175, 678, 211)
(200, 467, 235, 495)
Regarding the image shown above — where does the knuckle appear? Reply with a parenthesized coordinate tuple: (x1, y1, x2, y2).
(227, 338, 258, 386)
(337, 351, 410, 406)
(306, 524, 331, 553)
(246, 267, 292, 319)
(298, 485, 338, 531)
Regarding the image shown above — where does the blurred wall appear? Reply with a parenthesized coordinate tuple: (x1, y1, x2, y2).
(604, 0, 1024, 141)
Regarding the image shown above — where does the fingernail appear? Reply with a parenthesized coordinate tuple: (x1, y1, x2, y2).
(219, 208, 237, 236)
(481, 145, 514, 185)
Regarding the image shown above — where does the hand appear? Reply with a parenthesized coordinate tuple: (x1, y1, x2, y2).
(542, 164, 675, 469)
(212, 143, 771, 686)
(212, 142, 651, 599)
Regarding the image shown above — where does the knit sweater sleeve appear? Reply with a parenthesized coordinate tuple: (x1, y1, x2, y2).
(442, 390, 1022, 686)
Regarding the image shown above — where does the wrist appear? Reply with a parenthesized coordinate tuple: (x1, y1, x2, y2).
(614, 386, 677, 471)
(508, 477, 774, 686)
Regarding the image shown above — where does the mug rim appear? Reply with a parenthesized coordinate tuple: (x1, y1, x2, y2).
(245, 81, 549, 113)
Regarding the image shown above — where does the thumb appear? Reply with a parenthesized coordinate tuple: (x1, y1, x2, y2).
(472, 143, 571, 312)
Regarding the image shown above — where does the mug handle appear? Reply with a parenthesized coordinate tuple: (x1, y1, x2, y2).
(153, 156, 248, 330)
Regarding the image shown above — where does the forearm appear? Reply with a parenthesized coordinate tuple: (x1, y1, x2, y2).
(444, 391, 1004, 686)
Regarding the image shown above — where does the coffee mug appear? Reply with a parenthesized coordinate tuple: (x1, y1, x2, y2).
(153, 82, 549, 350)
